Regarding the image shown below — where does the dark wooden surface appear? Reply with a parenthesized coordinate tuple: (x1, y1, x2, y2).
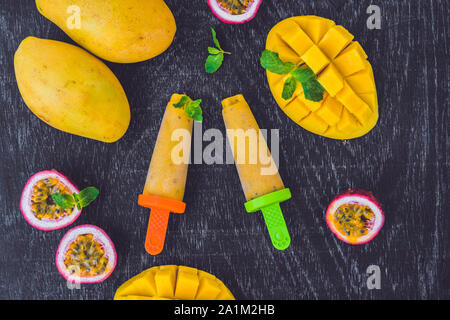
(0, 0, 448, 300)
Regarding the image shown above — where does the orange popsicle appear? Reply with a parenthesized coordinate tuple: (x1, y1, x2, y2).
(139, 94, 193, 255)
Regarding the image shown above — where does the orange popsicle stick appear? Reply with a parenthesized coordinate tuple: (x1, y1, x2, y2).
(138, 194, 186, 255)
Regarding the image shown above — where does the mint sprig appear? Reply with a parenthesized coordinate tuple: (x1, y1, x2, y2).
(51, 187, 99, 210)
(205, 28, 231, 74)
(260, 49, 325, 101)
(173, 95, 203, 122)
(260, 50, 296, 75)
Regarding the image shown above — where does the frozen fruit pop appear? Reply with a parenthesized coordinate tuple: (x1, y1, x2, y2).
(222, 94, 291, 250)
(138, 94, 193, 255)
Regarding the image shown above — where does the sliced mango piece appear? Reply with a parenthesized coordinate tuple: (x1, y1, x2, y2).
(359, 92, 378, 111)
(283, 97, 311, 122)
(337, 108, 359, 133)
(274, 20, 314, 57)
(336, 82, 373, 123)
(299, 90, 328, 112)
(345, 63, 376, 93)
(266, 33, 303, 64)
(114, 268, 156, 298)
(196, 277, 222, 300)
(317, 64, 344, 97)
(333, 42, 367, 77)
(114, 266, 235, 300)
(301, 45, 330, 74)
(299, 113, 329, 134)
(174, 269, 200, 300)
(155, 265, 177, 298)
(318, 25, 354, 59)
(316, 96, 343, 126)
(265, 16, 378, 139)
(295, 16, 336, 43)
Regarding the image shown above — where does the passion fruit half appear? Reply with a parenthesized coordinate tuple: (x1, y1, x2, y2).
(20, 170, 81, 231)
(325, 190, 384, 245)
(207, 0, 261, 24)
(55, 224, 116, 284)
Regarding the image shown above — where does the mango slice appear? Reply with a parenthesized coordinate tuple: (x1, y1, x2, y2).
(114, 266, 235, 300)
(266, 16, 378, 139)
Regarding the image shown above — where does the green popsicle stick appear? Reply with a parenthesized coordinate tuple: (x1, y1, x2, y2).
(244, 188, 292, 250)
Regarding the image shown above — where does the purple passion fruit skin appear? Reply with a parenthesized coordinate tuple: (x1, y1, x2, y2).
(20, 170, 81, 231)
(326, 190, 384, 245)
(55, 225, 116, 284)
(207, 0, 261, 24)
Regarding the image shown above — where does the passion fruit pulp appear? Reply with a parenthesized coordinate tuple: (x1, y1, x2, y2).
(207, 0, 261, 24)
(20, 170, 81, 231)
(326, 190, 384, 245)
(56, 225, 116, 284)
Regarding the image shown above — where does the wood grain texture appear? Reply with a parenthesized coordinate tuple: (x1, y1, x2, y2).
(0, 0, 448, 300)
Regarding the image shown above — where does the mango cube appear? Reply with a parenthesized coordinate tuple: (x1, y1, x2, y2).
(336, 82, 373, 123)
(300, 113, 329, 134)
(296, 16, 336, 43)
(319, 25, 354, 59)
(155, 268, 176, 298)
(359, 93, 378, 111)
(337, 108, 359, 133)
(334, 42, 367, 76)
(299, 90, 328, 112)
(317, 64, 344, 96)
(316, 96, 343, 126)
(279, 21, 314, 56)
(267, 35, 303, 64)
(345, 65, 376, 93)
(196, 278, 222, 300)
(283, 97, 311, 122)
(174, 271, 200, 300)
(301, 45, 330, 74)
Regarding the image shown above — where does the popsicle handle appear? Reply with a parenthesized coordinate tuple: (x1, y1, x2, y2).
(261, 203, 291, 250)
(145, 208, 170, 255)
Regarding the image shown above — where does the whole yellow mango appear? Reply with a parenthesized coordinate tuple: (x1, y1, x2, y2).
(35, 0, 176, 63)
(14, 37, 130, 143)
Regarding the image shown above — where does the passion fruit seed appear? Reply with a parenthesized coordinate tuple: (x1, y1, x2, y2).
(332, 204, 375, 239)
(31, 178, 73, 220)
(64, 234, 109, 277)
(218, 0, 253, 15)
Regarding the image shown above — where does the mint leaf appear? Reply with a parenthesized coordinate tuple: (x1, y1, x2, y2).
(51, 193, 75, 210)
(211, 27, 222, 51)
(291, 67, 315, 83)
(76, 187, 99, 208)
(259, 49, 325, 103)
(302, 79, 325, 102)
(73, 192, 81, 210)
(205, 53, 224, 74)
(260, 50, 296, 75)
(205, 28, 230, 74)
(173, 95, 190, 109)
(282, 76, 297, 100)
(185, 99, 203, 122)
(208, 47, 221, 55)
(172, 95, 204, 122)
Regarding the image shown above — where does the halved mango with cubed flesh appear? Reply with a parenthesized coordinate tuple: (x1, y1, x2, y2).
(114, 266, 235, 300)
(266, 16, 378, 139)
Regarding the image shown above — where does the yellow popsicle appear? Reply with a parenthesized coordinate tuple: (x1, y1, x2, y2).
(143, 94, 193, 201)
(222, 94, 284, 201)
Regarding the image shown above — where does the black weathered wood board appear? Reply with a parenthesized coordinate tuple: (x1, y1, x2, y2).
(0, 0, 448, 300)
